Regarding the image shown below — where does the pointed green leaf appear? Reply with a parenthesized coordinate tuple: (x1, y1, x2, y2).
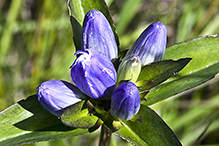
(136, 58, 192, 91)
(0, 95, 89, 146)
(69, 0, 119, 51)
(61, 101, 99, 129)
(143, 35, 219, 105)
(115, 104, 182, 146)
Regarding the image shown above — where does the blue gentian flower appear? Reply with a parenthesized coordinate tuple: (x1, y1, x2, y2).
(125, 22, 167, 66)
(110, 82, 141, 120)
(82, 10, 118, 61)
(71, 49, 117, 99)
(37, 80, 87, 117)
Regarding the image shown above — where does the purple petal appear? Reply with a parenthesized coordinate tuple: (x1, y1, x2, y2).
(126, 22, 167, 66)
(110, 82, 140, 120)
(71, 49, 117, 99)
(82, 10, 118, 61)
(37, 80, 87, 117)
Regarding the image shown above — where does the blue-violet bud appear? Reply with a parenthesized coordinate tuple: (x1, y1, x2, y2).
(126, 22, 167, 66)
(71, 49, 117, 99)
(110, 82, 140, 120)
(37, 80, 87, 117)
(82, 10, 118, 61)
(117, 54, 141, 83)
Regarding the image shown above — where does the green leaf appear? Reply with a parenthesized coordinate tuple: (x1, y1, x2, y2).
(115, 104, 182, 146)
(61, 101, 99, 129)
(136, 58, 192, 91)
(0, 95, 89, 146)
(69, 0, 119, 51)
(143, 35, 219, 106)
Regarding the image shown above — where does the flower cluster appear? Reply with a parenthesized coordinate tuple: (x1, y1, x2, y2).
(37, 10, 167, 120)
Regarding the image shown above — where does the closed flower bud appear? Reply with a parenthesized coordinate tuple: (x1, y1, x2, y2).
(117, 54, 141, 83)
(126, 22, 167, 66)
(71, 49, 117, 99)
(110, 82, 140, 120)
(82, 10, 118, 61)
(37, 80, 87, 117)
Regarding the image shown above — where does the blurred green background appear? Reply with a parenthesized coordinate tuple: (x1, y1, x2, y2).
(0, 0, 219, 145)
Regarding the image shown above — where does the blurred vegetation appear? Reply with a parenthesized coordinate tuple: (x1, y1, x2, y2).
(0, 0, 219, 146)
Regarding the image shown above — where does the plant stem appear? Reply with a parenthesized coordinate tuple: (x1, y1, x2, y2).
(99, 125, 112, 146)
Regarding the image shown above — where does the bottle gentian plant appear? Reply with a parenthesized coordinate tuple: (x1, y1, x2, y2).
(6, 0, 219, 145)
(35, 8, 189, 146)
(37, 9, 167, 121)
(2, 0, 219, 145)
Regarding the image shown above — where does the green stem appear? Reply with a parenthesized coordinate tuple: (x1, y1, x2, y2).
(99, 125, 112, 146)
